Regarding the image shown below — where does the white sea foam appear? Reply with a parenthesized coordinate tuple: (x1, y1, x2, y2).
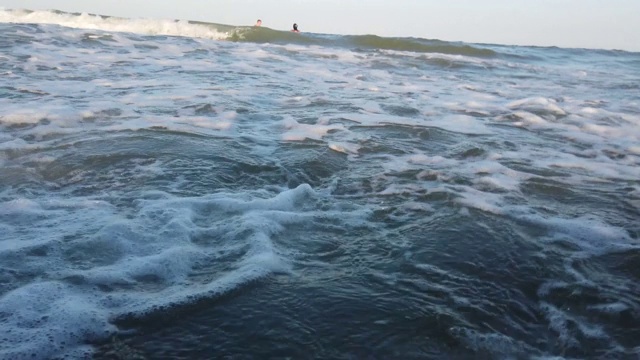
(0, 281, 114, 359)
(450, 327, 534, 356)
(426, 115, 494, 135)
(281, 117, 344, 141)
(0, 9, 229, 40)
(0, 184, 352, 357)
(0, 110, 48, 125)
(508, 97, 567, 117)
(328, 142, 360, 155)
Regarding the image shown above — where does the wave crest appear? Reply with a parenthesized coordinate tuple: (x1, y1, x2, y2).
(1, 8, 496, 57)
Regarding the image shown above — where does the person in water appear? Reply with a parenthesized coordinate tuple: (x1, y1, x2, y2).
(255, 19, 262, 27)
(291, 23, 299, 32)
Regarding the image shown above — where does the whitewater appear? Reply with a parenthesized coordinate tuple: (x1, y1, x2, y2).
(1, 8, 639, 359)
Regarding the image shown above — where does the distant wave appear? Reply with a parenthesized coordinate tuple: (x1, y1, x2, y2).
(345, 34, 496, 57)
(232, 29, 497, 57)
(0, 8, 496, 57)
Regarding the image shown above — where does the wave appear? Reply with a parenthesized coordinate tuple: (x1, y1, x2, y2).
(348, 34, 496, 57)
(0, 8, 496, 57)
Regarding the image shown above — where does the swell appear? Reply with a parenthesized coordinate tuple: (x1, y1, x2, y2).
(345, 34, 496, 57)
(229, 28, 496, 57)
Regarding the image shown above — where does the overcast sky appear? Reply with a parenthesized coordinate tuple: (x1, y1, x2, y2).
(1, 0, 639, 51)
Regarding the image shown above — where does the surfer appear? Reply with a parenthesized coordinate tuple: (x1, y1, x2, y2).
(291, 23, 299, 33)
(255, 19, 262, 27)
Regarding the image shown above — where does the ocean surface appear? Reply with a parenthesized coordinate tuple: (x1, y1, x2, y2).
(1, 8, 640, 360)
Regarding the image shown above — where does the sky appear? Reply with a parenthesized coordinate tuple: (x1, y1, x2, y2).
(1, 0, 639, 52)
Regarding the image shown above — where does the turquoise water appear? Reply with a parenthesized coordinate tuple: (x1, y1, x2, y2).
(1, 9, 639, 359)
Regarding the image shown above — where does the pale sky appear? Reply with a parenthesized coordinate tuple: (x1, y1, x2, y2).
(1, 0, 639, 51)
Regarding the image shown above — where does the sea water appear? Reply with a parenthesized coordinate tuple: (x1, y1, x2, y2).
(1, 8, 639, 359)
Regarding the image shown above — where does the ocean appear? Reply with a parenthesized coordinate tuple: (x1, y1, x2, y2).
(1, 8, 639, 360)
